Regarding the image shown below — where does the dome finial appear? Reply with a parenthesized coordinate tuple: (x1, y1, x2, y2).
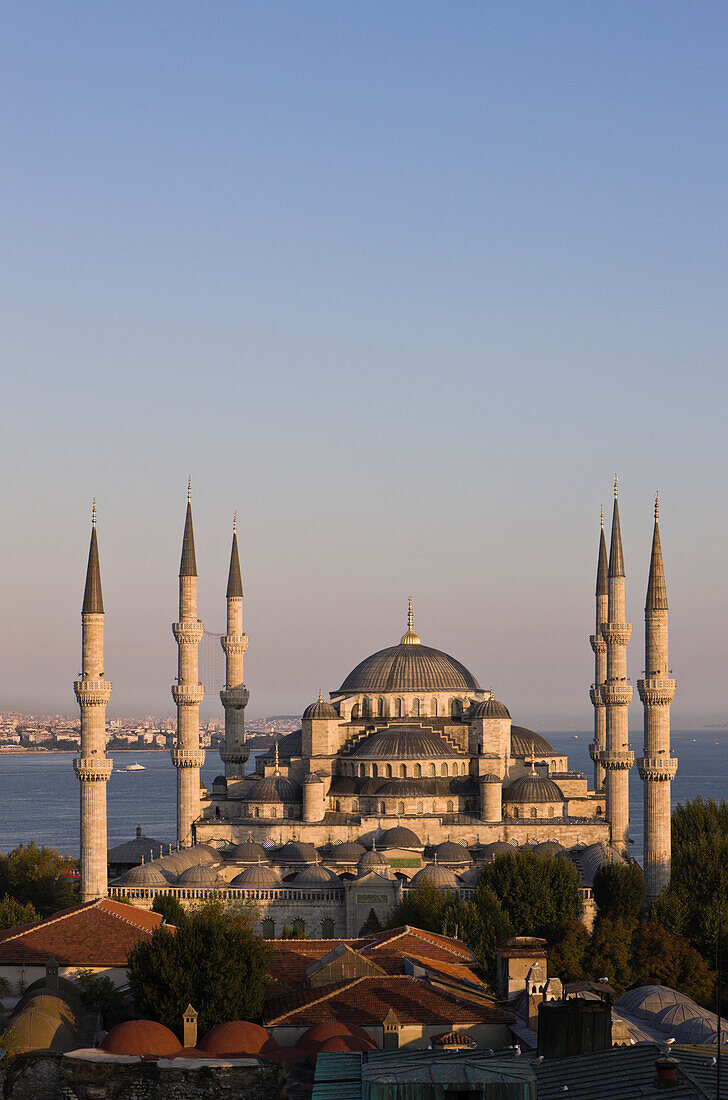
(233, 510, 237, 534)
(400, 597, 421, 645)
(92, 499, 97, 528)
(274, 738, 280, 776)
(408, 597, 413, 631)
(614, 474, 618, 500)
(529, 741, 537, 776)
(655, 491, 659, 521)
(318, 688, 323, 702)
(600, 505, 604, 530)
(188, 477, 192, 504)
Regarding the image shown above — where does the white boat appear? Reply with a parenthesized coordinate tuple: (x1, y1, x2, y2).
(124, 762, 146, 772)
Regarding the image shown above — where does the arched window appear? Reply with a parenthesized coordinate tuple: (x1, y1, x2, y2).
(451, 699, 461, 717)
(386, 763, 392, 778)
(321, 918, 336, 938)
(372, 763, 378, 778)
(414, 763, 421, 778)
(417, 801, 423, 814)
(428, 763, 435, 777)
(379, 801, 386, 814)
(378, 697, 384, 717)
(431, 698, 438, 716)
(413, 698, 420, 717)
(513, 806, 519, 819)
(446, 800, 454, 813)
(441, 763, 448, 776)
(400, 764, 407, 778)
(335, 800, 341, 813)
(359, 763, 366, 777)
(215, 806, 221, 818)
(353, 800, 359, 812)
(362, 697, 369, 718)
(395, 698, 402, 717)
(530, 807, 537, 818)
(398, 802, 405, 815)
(261, 918, 275, 939)
(293, 918, 305, 936)
(254, 807, 260, 818)
(352, 703, 360, 719)
(548, 806, 554, 817)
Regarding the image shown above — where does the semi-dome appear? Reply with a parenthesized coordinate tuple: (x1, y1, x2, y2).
(303, 692, 339, 720)
(248, 774, 302, 804)
(118, 862, 169, 887)
(374, 778, 431, 797)
(293, 864, 341, 886)
(410, 863, 460, 889)
(472, 697, 511, 719)
(351, 727, 459, 760)
(232, 839, 269, 864)
(510, 726, 556, 757)
(101, 1020, 182, 1057)
(176, 864, 220, 887)
(331, 841, 366, 863)
(378, 826, 423, 850)
(432, 841, 472, 865)
(504, 774, 564, 803)
(231, 864, 282, 887)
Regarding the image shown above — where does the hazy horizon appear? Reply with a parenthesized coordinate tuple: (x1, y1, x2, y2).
(2, 3, 726, 729)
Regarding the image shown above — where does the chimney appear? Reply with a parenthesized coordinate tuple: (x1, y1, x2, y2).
(655, 1056, 679, 1088)
(183, 1004, 198, 1049)
(45, 957, 59, 993)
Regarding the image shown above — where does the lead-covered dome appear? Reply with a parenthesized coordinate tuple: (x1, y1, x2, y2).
(472, 697, 510, 720)
(339, 642, 481, 693)
(510, 726, 556, 757)
(505, 774, 564, 803)
(248, 774, 302, 804)
(303, 692, 339, 720)
(351, 727, 459, 759)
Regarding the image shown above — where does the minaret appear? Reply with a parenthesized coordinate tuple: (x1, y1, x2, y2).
(600, 478, 634, 856)
(220, 513, 250, 778)
(637, 494, 677, 899)
(589, 509, 608, 791)
(74, 502, 113, 903)
(171, 481, 205, 846)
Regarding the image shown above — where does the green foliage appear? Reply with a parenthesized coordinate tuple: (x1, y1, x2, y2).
(593, 862, 645, 925)
(631, 922, 714, 1007)
(585, 918, 634, 994)
(464, 886, 514, 982)
(75, 969, 127, 1028)
(386, 880, 451, 935)
(151, 894, 187, 927)
(281, 923, 306, 939)
(548, 920, 590, 984)
(0, 895, 41, 931)
(0, 844, 77, 917)
(475, 852, 582, 942)
(127, 901, 269, 1035)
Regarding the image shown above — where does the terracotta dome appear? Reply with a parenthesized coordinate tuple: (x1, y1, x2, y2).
(317, 1034, 376, 1052)
(295, 1021, 376, 1050)
(101, 1020, 182, 1057)
(198, 1020, 277, 1056)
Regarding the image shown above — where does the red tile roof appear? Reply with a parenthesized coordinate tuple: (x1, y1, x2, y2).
(0, 898, 167, 968)
(358, 927, 476, 963)
(264, 975, 513, 1028)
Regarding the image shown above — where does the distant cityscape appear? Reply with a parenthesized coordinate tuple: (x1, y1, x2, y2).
(0, 713, 301, 752)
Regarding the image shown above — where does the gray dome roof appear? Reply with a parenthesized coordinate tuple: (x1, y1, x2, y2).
(671, 1017, 724, 1045)
(303, 695, 338, 720)
(293, 864, 341, 886)
(374, 778, 432, 797)
(378, 826, 423, 850)
(303, 772, 325, 785)
(504, 774, 564, 803)
(176, 864, 220, 887)
(575, 842, 625, 886)
(351, 727, 459, 760)
(432, 841, 472, 865)
(232, 840, 269, 864)
(460, 865, 484, 884)
(652, 1002, 711, 1032)
(262, 728, 302, 761)
(510, 726, 556, 757)
(533, 841, 568, 858)
(248, 774, 302, 803)
(480, 840, 518, 860)
(358, 848, 389, 869)
(480, 773, 502, 785)
(275, 840, 318, 864)
(331, 841, 366, 863)
(472, 698, 511, 720)
(231, 864, 282, 887)
(119, 862, 169, 887)
(616, 986, 693, 1021)
(339, 643, 481, 693)
(411, 864, 460, 889)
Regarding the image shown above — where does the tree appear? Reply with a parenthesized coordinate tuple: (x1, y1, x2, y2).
(631, 922, 714, 1008)
(548, 920, 590, 984)
(0, 895, 41, 930)
(386, 880, 451, 934)
(475, 852, 582, 943)
(128, 901, 269, 1035)
(75, 969, 127, 1029)
(593, 862, 645, 925)
(151, 894, 187, 927)
(463, 886, 513, 983)
(585, 918, 633, 994)
(0, 844, 77, 917)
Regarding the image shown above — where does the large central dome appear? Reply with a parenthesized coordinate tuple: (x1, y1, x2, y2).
(338, 606, 481, 693)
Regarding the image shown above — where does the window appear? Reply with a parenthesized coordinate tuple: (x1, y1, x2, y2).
(362, 698, 369, 718)
(293, 918, 305, 936)
(352, 703, 359, 719)
(447, 800, 454, 813)
(398, 802, 405, 815)
(414, 763, 421, 778)
(372, 764, 378, 778)
(441, 763, 448, 776)
(428, 763, 435, 777)
(451, 699, 461, 717)
(400, 764, 407, 778)
(386, 764, 392, 778)
(380, 801, 386, 814)
(395, 698, 402, 717)
(335, 800, 341, 813)
(261, 918, 275, 939)
(513, 806, 519, 819)
(378, 697, 384, 717)
(417, 802, 423, 814)
(548, 806, 554, 817)
(530, 807, 537, 818)
(413, 698, 420, 717)
(359, 764, 366, 777)
(431, 698, 438, 716)
(321, 918, 336, 938)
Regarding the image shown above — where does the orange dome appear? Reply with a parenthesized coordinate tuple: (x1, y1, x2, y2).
(317, 1035, 376, 1053)
(101, 1020, 182, 1057)
(296, 1021, 375, 1050)
(198, 1020, 277, 1056)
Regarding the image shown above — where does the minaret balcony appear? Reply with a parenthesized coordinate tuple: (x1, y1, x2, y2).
(171, 684, 205, 707)
(221, 635, 248, 656)
(600, 748, 635, 771)
(220, 746, 250, 766)
(73, 680, 112, 707)
(589, 685, 606, 707)
(637, 678, 676, 706)
(589, 742, 604, 762)
(589, 634, 607, 654)
(171, 748, 206, 769)
(74, 756, 113, 782)
(600, 623, 632, 647)
(601, 683, 633, 707)
(220, 686, 250, 709)
(637, 755, 678, 782)
(172, 621, 204, 645)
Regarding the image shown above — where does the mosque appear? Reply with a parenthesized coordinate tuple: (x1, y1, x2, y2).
(74, 481, 677, 937)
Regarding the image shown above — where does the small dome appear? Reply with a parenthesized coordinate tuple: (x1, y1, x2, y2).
(317, 1035, 376, 1052)
(480, 840, 517, 861)
(232, 839, 269, 864)
(351, 728, 459, 760)
(248, 774, 302, 804)
(410, 863, 460, 889)
(303, 772, 325, 785)
(652, 1002, 711, 1032)
(616, 986, 693, 1021)
(472, 697, 511, 720)
(460, 865, 484, 884)
(188, 843, 220, 864)
(101, 1020, 182, 1057)
(176, 864, 220, 887)
(480, 773, 502, 784)
(303, 693, 338, 720)
(378, 826, 423, 850)
(198, 1020, 277, 1056)
(671, 1017, 723, 1045)
(358, 848, 389, 870)
(533, 841, 568, 858)
(432, 841, 472, 866)
(119, 862, 169, 887)
(275, 840, 319, 864)
(231, 864, 282, 887)
(504, 774, 564, 803)
(331, 841, 366, 863)
(294, 864, 341, 886)
(510, 726, 556, 757)
(295, 1021, 375, 1051)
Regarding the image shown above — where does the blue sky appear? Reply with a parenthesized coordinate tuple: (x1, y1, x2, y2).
(1, 2, 726, 727)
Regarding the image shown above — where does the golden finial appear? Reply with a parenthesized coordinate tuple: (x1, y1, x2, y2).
(400, 598, 421, 646)
(187, 477, 192, 504)
(233, 511, 237, 535)
(318, 689, 324, 703)
(408, 597, 413, 631)
(529, 741, 537, 776)
(614, 475, 618, 500)
(274, 738, 280, 775)
(600, 505, 604, 530)
(92, 499, 97, 528)
(655, 492, 659, 521)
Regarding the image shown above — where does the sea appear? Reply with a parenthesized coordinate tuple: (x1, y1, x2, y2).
(0, 730, 726, 865)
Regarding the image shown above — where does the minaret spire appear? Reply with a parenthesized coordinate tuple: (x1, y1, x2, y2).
(589, 508, 609, 791)
(645, 493, 668, 611)
(74, 504, 113, 902)
(220, 513, 250, 780)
